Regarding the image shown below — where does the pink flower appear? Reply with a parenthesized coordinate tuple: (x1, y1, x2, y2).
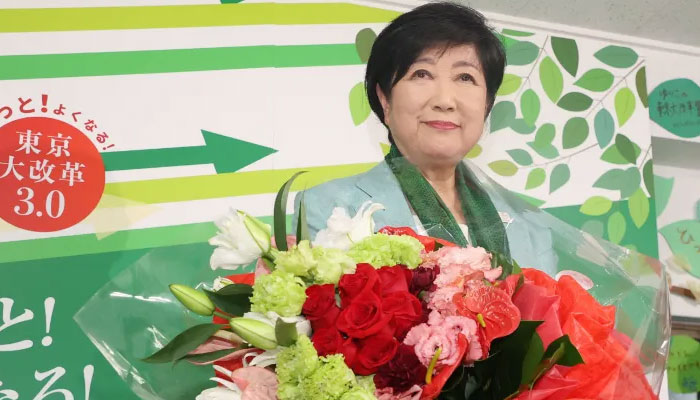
(426, 286, 460, 316)
(376, 385, 422, 400)
(424, 247, 502, 289)
(403, 311, 476, 368)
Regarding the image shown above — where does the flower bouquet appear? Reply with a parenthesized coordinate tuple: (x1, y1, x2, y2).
(75, 173, 670, 400)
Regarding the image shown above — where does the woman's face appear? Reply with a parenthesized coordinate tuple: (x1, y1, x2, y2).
(378, 44, 488, 169)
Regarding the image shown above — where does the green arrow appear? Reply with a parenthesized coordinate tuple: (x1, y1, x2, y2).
(101, 130, 277, 173)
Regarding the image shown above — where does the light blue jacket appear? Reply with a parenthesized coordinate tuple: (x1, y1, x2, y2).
(293, 161, 558, 275)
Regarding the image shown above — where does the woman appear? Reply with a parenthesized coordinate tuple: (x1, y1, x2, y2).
(294, 2, 557, 274)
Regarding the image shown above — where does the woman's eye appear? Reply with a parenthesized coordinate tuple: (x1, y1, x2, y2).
(411, 69, 431, 79)
(459, 73, 475, 83)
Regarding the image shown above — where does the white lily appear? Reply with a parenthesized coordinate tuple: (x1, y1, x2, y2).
(209, 209, 272, 270)
(313, 201, 385, 250)
(196, 386, 241, 400)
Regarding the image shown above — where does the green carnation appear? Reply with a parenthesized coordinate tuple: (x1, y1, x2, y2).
(347, 233, 423, 269)
(250, 269, 306, 317)
(355, 375, 376, 395)
(276, 335, 319, 386)
(340, 386, 376, 400)
(302, 354, 357, 399)
(311, 247, 356, 285)
(275, 240, 316, 278)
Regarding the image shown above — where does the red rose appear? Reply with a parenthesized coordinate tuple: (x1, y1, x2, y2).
(338, 337, 359, 366)
(336, 291, 390, 339)
(311, 328, 343, 357)
(302, 284, 340, 330)
(376, 266, 412, 295)
(338, 263, 381, 307)
(382, 291, 423, 340)
(374, 344, 427, 393)
(352, 334, 399, 375)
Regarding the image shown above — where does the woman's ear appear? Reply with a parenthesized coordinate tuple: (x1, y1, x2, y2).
(376, 83, 390, 117)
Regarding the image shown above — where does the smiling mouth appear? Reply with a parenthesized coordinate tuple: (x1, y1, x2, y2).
(424, 120, 460, 130)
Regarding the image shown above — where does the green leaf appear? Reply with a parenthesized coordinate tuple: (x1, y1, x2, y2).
(204, 283, 253, 317)
(274, 171, 305, 251)
(642, 160, 654, 197)
(497, 74, 522, 96)
(527, 142, 559, 159)
(296, 191, 310, 243)
(594, 108, 615, 148)
(551, 36, 579, 77)
(654, 175, 674, 216)
(580, 196, 613, 216)
(600, 139, 641, 164)
(562, 117, 589, 149)
(557, 92, 593, 112)
(534, 124, 555, 146)
(275, 318, 298, 347)
(542, 335, 584, 367)
(628, 188, 650, 228)
(180, 348, 240, 363)
(520, 333, 545, 385)
(549, 164, 570, 194)
(574, 68, 614, 92)
(594, 45, 639, 68)
(615, 133, 638, 164)
(507, 41, 539, 66)
(349, 82, 370, 126)
(502, 28, 534, 37)
(511, 119, 536, 134)
(525, 168, 546, 189)
(636, 66, 649, 108)
(540, 56, 564, 103)
(142, 323, 223, 364)
(607, 211, 627, 244)
(581, 220, 604, 238)
(490, 101, 516, 133)
(354, 28, 376, 63)
(593, 167, 640, 198)
(615, 87, 636, 127)
(488, 160, 518, 176)
(379, 142, 390, 156)
(507, 149, 533, 166)
(520, 89, 540, 127)
(514, 192, 546, 208)
(465, 144, 482, 159)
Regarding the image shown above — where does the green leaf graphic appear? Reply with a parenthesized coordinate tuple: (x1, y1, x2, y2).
(562, 117, 589, 149)
(507, 41, 539, 66)
(642, 160, 654, 197)
(349, 82, 370, 126)
(497, 74, 522, 96)
(582, 220, 604, 238)
(600, 138, 641, 164)
(557, 92, 593, 112)
(594, 108, 615, 148)
(521, 89, 540, 127)
(502, 28, 535, 37)
(580, 196, 613, 216)
(465, 144, 482, 159)
(528, 142, 559, 159)
(490, 101, 516, 133)
(607, 211, 626, 245)
(594, 45, 639, 68)
(635, 66, 648, 108)
(488, 160, 519, 176)
(574, 69, 614, 92)
(507, 149, 534, 166)
(511, 118, 537, 134)
(628, 188, 650, 228)
(515, 192, 546, 207)
(525, 168, 546, 189)
(615, 87, 636, 127)
(534, 123, 556, 146)
(615, 133, 638, 164)
(550, 164, 570, 193)
(593, 167, 641, 198)
(540, 56, 564, 103)
(355, 28, 376, 63)
(653, 175, 674, 216)
(551, 36, 579, 77)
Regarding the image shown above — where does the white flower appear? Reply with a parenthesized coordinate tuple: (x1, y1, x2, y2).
(196, 387, 241, 400)
(209, 209, 272, 270)
(242, 311, 312, 338)
(313, 201, 385, 250)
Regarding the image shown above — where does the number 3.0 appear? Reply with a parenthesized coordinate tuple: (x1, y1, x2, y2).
(13, 187, 34, 216)
(13, 187, 65, 218)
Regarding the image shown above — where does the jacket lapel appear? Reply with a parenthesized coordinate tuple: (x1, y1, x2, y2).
(354, 162, 417, 230)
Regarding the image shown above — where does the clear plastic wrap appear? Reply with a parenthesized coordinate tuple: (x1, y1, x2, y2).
(75, 159, 670, 399)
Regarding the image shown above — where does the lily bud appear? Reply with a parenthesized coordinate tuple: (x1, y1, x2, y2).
(240, 211, 272, 254)
(169, 284, 215, 316)
(229, 317, 277, 350)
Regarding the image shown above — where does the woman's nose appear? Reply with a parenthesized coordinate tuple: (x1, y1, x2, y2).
(431, 80, 457, 112)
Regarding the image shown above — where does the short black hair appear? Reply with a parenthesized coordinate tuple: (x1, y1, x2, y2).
(365, 2, 506, 140)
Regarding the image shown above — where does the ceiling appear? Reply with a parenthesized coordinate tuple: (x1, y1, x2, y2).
(456, 0, 700, 49)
